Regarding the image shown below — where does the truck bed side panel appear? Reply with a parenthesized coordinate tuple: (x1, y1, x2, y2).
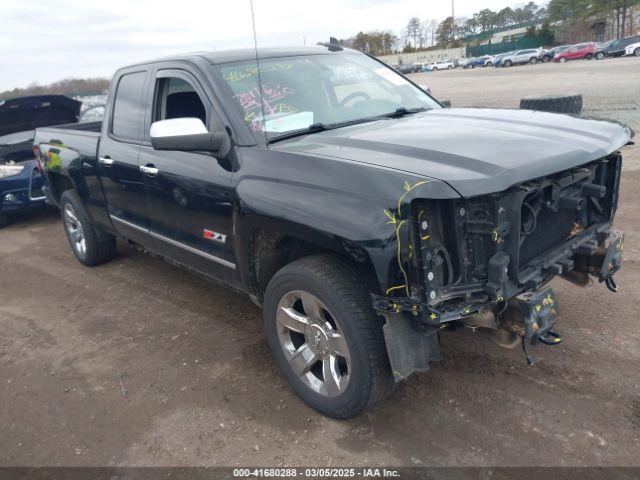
(35, 126, 112, 231)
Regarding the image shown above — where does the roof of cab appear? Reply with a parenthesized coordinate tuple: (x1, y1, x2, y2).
(121, 46, 359, 70)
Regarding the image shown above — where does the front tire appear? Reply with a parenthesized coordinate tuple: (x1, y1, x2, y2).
(60, 191, 117, 266)
(504, 60, 512, 67)
(634, 48, 640, 57)
(263, 254, 395, 419)
(0, 214, 7, 228)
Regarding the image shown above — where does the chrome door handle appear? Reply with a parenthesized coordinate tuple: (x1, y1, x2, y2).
(99, 157, 114, 165)
(139, 165, 159, 176)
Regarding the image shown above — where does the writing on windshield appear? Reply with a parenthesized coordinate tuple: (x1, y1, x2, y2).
(218, 53, 438, 140)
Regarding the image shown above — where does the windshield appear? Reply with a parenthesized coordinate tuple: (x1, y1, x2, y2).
(216, 52, 440, 141)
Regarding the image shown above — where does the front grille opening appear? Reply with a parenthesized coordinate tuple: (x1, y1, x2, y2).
(519, 201, 578, 268)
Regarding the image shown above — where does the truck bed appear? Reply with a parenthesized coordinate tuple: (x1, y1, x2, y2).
(34, 122, 102, 174)
(38, 121, 102, 134)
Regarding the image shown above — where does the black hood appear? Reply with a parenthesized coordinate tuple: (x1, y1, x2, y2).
(273, 108, 633, 197)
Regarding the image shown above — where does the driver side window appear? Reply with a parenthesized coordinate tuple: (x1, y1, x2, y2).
(154, 77, 207, 125)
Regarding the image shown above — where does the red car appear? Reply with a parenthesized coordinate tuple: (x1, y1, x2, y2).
(553, 42, 596, 62)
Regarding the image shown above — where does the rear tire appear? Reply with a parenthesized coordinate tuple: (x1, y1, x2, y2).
(263, 254, 395, 419)
(520, 93, 583, 115)
(560, 57, 567, 63)
(586, 54, 593, 60)
(596, 52, 605, 60)
(530, 57, 538, 64)
(60, 190, 117, 267)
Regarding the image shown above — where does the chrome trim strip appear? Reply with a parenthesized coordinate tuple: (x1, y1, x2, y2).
(109, 214, 236, 270)
(150, 231, 236, 269)
(109, 214, 149, 234)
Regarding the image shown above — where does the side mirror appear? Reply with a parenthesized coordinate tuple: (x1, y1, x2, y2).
(150, 118, 230, 156)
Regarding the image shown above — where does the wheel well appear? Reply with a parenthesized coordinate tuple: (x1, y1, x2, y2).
(48, 173, 74, 204)
(248, 229, 380, 301)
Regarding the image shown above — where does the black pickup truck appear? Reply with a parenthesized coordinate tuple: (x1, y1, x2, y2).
(35, 46, 632, 418)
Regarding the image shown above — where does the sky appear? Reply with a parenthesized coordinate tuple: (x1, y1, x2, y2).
(1, 0, 531, 91)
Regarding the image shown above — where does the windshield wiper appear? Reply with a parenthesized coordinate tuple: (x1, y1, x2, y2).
(267, 123, 330, 144)
(267, 108, 429, 144)
(268, 117, 383, 144)
(378, 106, 427, 119)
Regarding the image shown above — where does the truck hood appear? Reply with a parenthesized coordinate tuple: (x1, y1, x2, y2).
(272, 108, 633, 197)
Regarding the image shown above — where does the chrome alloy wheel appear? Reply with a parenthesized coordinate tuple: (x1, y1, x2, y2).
(64, 203, 86, 256)
(276, 290, 351, 397)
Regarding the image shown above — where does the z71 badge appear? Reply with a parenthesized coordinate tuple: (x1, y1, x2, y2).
(203, 229, 227, 243)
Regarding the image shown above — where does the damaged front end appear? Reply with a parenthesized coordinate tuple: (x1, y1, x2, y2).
(374, 153, 625, 380)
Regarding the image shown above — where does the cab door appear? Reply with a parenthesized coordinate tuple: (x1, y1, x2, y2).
(138, 68, 238, 286)
(98, 68, 153, 247)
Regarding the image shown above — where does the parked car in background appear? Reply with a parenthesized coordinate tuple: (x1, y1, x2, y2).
(624, 41, 640, 56)
(540, 45, 571, 62)
(602, 35, 640, 57)
(467, 55, 494, 68)
(501, 49, 541, 66)
(0, 95, 81, 227)
(79, 104, 106, 123)
(554, 42, 595, 62)
(492, 51, 514, 67)
(430, 59, 455, 70)
(595, 39, 615, 59)
(484, 55, 496, 66)
(395, 63, 416, 74)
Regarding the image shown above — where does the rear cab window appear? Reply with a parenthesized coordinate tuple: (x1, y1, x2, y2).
(111, 71, 147, 141)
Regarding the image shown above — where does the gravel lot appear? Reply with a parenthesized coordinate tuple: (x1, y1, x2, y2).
(1, 57, 640, 467)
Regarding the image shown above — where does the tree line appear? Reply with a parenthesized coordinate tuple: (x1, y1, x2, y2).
(341, 0, 638, 55)
(341, 1, 546, 54)
(0, 78, 110, 102)
(547, 0, 639, 38)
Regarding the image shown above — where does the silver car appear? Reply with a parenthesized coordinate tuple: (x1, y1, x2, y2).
(502, 49, 541, 67)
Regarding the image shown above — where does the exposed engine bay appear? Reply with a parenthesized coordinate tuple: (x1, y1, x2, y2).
(375, 154, 625, 379)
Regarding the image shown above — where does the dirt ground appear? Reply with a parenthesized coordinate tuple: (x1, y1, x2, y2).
(1, 57, 640, 468)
